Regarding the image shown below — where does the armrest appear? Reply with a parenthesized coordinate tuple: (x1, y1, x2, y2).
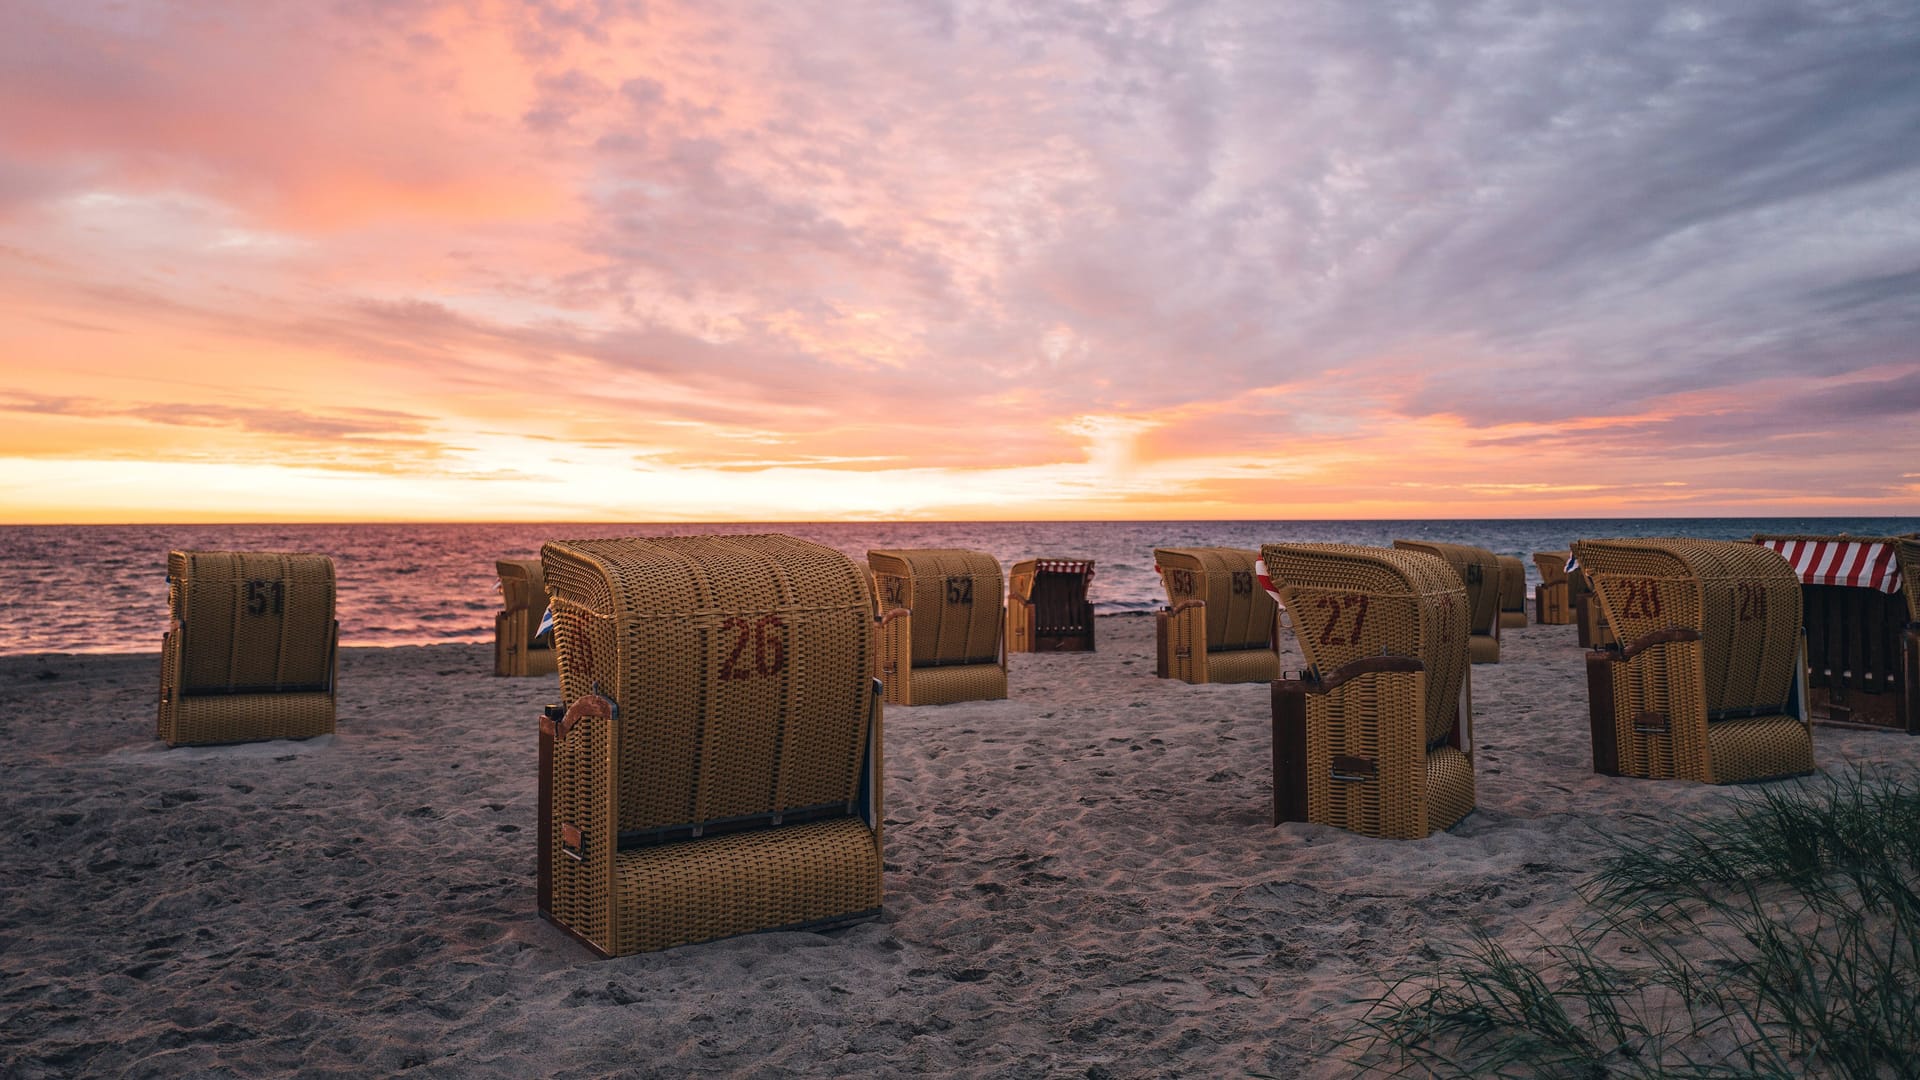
(877, 607, 911, 628)
(1166, 599, 1205, 617)
(1274, 655, 1424, 695)
(1594, 627, 1701, 663)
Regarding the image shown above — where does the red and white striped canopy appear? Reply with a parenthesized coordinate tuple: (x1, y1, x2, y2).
(1253, 558, 1285, 607)
(1756, 538, 1903, 595)
(1034, 559, 1093, 577)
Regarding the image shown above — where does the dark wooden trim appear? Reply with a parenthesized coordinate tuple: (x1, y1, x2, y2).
(1611, 627, 1702, 662)
(1586, 651, 1621, 776)
(537, 703, 561, 918)
(1155, 609, 1170, 679)
(1270, 681, 1308, 826)
(1274, 655, 1424, 696)
(1331, 755, 1377, 780)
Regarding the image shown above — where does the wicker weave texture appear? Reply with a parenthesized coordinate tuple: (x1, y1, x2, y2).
(538, 534, 882, 956)
(615, 818, 880, 953)
(1394, 541, 1501, 662)
(868, 549, 1003, 667)
(158, 550, 337, 747)
(1154, 548, 1276, 653)
(495, 559, 557, 677)
(867, 549, 1007, 705)
(1263, 543, 1474, 839)
(1498, 556, 1528, 629)
(1573, 538, 1812, 784)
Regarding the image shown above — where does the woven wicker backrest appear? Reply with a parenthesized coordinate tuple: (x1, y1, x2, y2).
(1498, 556, 1526, 614)
(1154, 547, 1275, 651)
(1572, 538, 1801, 714)
(867, 549, 1003, 667)
(1534, 552, 1570, 586)
(1392, 541, 1500, 636)
(168, 550, 336, 692)
(496, 558, 546, 633)
(1261, 543, 1469, 743)
(540, 535, 874, 834)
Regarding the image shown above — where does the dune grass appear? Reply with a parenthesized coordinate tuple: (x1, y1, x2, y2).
(1335, 769, 1920, 1079)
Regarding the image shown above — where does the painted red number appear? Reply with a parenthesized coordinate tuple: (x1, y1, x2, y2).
(1315, 594, 1369, 646)
(1170, 569, 1196, 597)
(1737, 583, 1767, 622)
(720, 615, 787, 681)
(1618, 579, 1663, 620)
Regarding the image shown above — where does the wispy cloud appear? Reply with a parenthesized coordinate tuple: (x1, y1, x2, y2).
(1, 0, 1916, 520)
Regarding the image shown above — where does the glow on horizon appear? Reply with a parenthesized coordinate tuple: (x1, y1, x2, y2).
(2, 1, 1916, 525)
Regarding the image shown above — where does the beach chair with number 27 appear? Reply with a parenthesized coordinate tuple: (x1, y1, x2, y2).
(1264, 543, 1475, 839)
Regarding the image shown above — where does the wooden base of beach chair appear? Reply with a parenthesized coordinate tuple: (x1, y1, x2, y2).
(1535, 582, 1571, 625)
(1272, 659, 1474, 839)
(1575, 589, 1615, 650)
(494, 611, 557, 677)
(1585, 629, 1815, 784)
(1154, 602, 1277, 684)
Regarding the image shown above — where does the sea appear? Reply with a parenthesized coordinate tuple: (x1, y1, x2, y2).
(4, 518, 1915, 656)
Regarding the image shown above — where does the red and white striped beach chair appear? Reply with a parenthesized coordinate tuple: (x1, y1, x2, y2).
(1752, 534, 1920, 733)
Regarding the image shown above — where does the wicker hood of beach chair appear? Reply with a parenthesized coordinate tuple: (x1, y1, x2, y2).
(1497, 555, 1528, 630)
(1533, 551, 1574, 625)
(536, 534, 884, 957)
(1006, 558, 1096, 653)
(157, 550, 338, 747)
(1152, 546, 1279, 685)
(1392, 540, 1503, 664)
(867, 548, 1008, 705)
(1572, 538, 1813, 784)
(1751, 533, 1918, 733)
(1263, 543, 1474, 839)
(493, 558, 557, 678)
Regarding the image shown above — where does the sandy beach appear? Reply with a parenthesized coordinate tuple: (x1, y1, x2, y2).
(4, 612, 1916, 1078)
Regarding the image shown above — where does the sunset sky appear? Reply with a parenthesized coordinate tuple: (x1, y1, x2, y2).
(3, 0, 1917, 523)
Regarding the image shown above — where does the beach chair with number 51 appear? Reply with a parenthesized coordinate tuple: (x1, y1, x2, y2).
(157, 550, 338, 747)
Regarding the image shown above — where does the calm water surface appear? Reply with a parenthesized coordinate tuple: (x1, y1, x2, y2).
(5, 518, 1914, 655)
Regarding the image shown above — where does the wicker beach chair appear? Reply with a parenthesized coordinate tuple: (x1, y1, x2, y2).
(1752, 534, 1920, 733)
(867, 549, 1008, 706)
(1152, 547, 1280, 684)
(1572, 538, 1813, 784)
(1533, 551, 1573, 625)
(1497, 556, 1528, 630)
(1006, 558, 1096, 653)
(536, 535, 883, 957)
(1393, 541, 1502, 664)
(1265, 544, 1474, 838)
(157, 550, 337, 747)
(494, 558, 557, 677)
